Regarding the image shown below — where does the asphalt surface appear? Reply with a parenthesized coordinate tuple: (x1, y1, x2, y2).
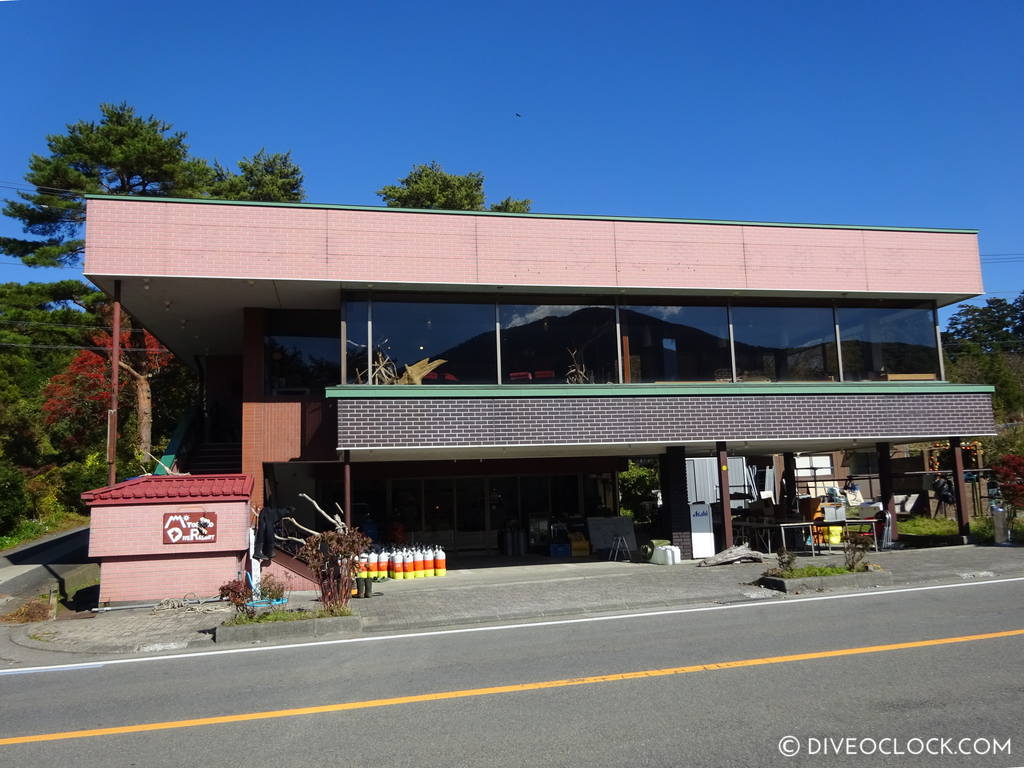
(1, 578, 1022, 768)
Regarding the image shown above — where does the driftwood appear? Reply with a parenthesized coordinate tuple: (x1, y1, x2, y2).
(397, 357, 447, 385)
(299, 493, 346, 532)
(697, 543, 766, 567)
(362, 351, 448, 385)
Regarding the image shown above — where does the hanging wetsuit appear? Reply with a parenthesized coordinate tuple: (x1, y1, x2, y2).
(253, 506, 283, 560)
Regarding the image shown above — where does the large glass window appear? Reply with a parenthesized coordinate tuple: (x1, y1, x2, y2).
(341, 295, 942, 388)
(343, 299, 369, 384)
(499, 303, 617, 384)
(838, 306, 939, 381)
(264, 310, 340, 396)
(732, 306, 838, 381)
(620, 305, 731, 382)
(373, 300, 497, 384)
(390, 478, 422, 540)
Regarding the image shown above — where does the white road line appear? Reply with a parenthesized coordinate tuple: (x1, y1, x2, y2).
(2, 576, 1022, 677)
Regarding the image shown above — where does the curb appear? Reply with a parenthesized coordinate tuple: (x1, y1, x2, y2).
(215, 615, 362, 644)
(759, 570, 894, 594)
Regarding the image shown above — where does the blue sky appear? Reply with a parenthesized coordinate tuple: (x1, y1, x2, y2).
(1, 0, 1020, 325)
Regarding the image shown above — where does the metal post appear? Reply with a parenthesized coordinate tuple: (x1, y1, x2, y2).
(495, 301, 502, 384)
(366, 297, 374, 386)
(726, 304, 738, 382)
(950, 437, 971, 538)
(107, 280, 122, 487)
(614, 299, 624, 384)
(339, 291, 347, 385)
(343, 450, 353, 528)
(934, 303, 946, 381)
(717, 441, 733, 549)
(833, 304, 844, 382)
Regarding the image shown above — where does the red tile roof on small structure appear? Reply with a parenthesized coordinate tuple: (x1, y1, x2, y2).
(81, 474, 254, 506)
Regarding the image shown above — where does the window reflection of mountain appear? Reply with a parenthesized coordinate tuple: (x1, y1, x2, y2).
(499, 307, 617, 383)
(619, 307, 731, 382)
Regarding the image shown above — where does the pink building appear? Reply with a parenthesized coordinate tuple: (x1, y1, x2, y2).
(82, 196, 994, 597)
(84, 475, 252, 603)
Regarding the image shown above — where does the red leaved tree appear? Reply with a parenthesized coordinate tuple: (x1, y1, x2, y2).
(991, 455, 1024, 510)
(42, 326, 173, 457)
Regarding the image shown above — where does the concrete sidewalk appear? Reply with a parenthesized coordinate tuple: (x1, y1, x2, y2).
(2, 544, 1022, 664)
(0, 527, 98, 617)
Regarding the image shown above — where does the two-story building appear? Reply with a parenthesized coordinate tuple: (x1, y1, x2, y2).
(82, 195, 995, 598)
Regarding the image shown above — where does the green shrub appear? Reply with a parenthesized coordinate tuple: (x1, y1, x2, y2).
(224, 605, 352, 626)
(0, 458, 27, 536)
(618, 460, 659, 523)
(782, 565, 853, 578)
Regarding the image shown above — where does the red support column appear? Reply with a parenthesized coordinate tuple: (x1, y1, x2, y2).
(717, 441, 733, 549)
(876, 442, 898, 542)
(106, 280, 122, 487)
(950, 437, 971, 538)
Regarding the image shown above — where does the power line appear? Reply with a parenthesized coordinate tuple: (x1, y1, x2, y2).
(0, 318, 146, 333)
(0, 341, 172, 353)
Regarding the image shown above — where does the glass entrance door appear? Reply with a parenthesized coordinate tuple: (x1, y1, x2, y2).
(521, 475, 550, 551)
(454, 478, 489, 551)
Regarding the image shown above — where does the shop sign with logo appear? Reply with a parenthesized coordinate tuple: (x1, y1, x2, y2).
(163, 508, 217, 544)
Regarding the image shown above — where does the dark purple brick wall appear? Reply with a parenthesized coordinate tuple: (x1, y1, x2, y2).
(337, 393, 994, 449)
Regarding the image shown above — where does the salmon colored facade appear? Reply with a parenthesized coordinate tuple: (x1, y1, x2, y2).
(81, 195, 993, 573)
(85, 475, 252, 603)
(84, 198, 982, 297)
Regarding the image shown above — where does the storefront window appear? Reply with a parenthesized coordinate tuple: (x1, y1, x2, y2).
(732, 306, 838, 381)
(620, 305, 731, 382)
(838, 306, 939, 381)
(373, 300, 497, 384)
(264, 310, 340, 396)
(343, 299, 369, 384)
(423, 479, 454, 531)
(499, 303, 617, 384)
(582, 473, 615, 516)
(521, 475, 550, 547)
(488, 477, 520, 530)
(389, 478, 422, 542)
(456, 478, 486, 532)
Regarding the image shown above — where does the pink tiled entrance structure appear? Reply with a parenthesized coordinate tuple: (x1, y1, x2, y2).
(84, 475, 253, 603)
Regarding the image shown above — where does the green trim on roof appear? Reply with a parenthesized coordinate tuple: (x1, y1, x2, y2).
(83, 194, 978, 235)
(325, 382, 994, 399)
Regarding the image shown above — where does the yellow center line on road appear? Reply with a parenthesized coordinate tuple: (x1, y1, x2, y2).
(3, 627, 1023, 746)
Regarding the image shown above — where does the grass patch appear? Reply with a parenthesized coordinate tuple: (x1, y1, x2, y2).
(897, 516, 959, 536)
(0, 512, 90, 553)
(224, 606, 352, 626)
(0, 598, 52, 624)
(780, 565, 855, 579)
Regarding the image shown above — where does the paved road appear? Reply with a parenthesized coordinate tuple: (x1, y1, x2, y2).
(1, 579, 1022, 768)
